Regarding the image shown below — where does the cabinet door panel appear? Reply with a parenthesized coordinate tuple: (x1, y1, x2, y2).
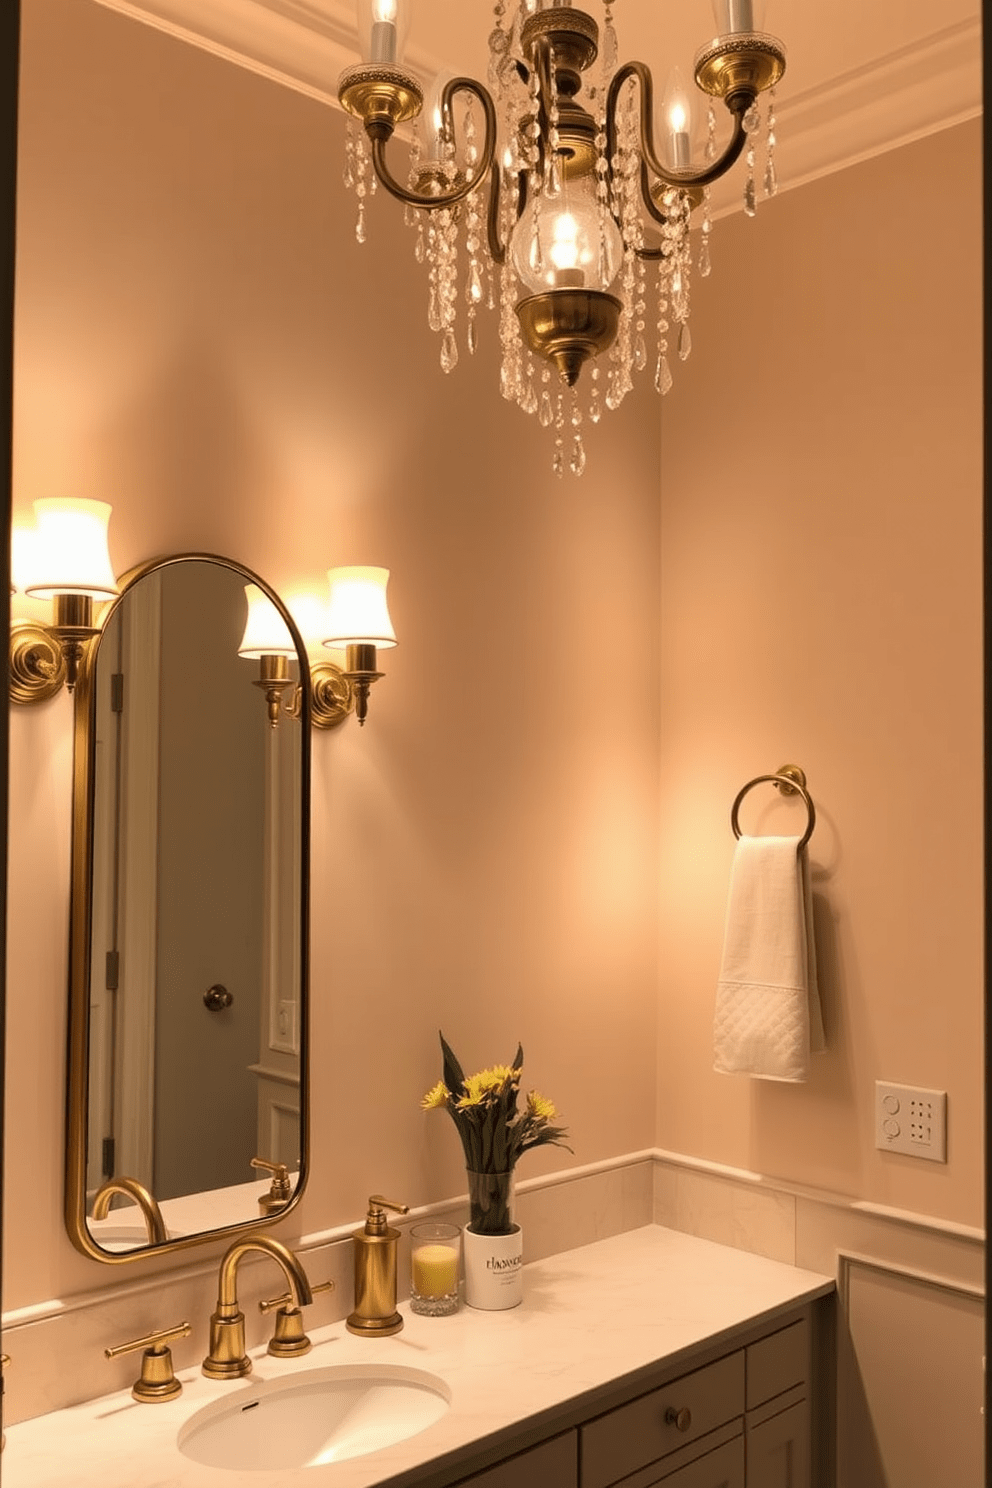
(457, 1430, 577, 1488)
(582, 1352, 745, 1488)
(746, 1400, 810, 1488)
(746, 1320, 808, 1411)
(655, 1435, 744, 1487)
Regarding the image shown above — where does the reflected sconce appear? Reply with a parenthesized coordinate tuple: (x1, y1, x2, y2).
(237, 584, 302, 727)
(321, 566, 396, 727)
(9, 499, 119, 703)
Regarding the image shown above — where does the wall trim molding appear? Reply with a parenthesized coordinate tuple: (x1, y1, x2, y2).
(837, 1249, 986, 1308)
(653, 1147, 986, 1246)
(92, 0, 980, 218)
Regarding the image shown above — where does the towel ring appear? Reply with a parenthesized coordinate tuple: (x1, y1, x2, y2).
(731, 764, 816, 849)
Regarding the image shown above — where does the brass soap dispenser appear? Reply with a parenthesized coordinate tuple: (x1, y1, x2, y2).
(346, 1195, 409, 1338)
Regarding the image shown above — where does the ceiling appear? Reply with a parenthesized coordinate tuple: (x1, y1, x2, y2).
(95, 0, 981, 213)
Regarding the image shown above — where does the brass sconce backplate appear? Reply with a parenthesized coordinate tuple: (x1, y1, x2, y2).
(310, 662, 355, 730)
(9, 620, 67, 704)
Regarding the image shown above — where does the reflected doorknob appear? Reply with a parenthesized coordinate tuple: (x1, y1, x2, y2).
(203, 984, 234, 1012)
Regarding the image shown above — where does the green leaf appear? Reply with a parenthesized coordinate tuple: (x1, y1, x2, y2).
(439, 1031, 466, 1097)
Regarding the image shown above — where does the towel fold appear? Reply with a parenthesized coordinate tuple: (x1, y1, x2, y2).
(713, 834, 825, 1082)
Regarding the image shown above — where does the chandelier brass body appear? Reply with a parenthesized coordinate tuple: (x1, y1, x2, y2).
(694, 35, 786, 104)
(517, 290, 622, 385)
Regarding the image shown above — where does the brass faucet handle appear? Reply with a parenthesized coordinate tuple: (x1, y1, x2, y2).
(259, 1279, 335, 1315)
(105, 1322, 191, 1404)
(259, 1281, 334, 1360)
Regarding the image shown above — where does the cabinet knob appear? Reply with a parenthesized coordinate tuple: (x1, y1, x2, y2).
(665, 1405, 692, 1432)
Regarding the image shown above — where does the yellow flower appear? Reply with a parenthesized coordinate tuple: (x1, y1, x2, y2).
(527, 1090, 556, 1120)
(471, 1064, 519, 1093)
(421, 1081, 450, 1110)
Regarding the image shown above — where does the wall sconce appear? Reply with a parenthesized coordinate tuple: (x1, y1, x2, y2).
(9, 499, 118, 703)
(322, 566, 396, 727)
(239, 569, 396, 730)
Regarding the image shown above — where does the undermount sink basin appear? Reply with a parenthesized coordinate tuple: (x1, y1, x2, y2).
(178, 1364, 451, 1471)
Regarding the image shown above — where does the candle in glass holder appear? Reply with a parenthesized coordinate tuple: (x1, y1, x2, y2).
(410, 1223, 460, 1316)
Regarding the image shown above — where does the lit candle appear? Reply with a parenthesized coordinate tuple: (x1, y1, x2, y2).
(669, 101, 691, 170)
(412, 1243, 459, 1299)
(369, 0, 397, 64)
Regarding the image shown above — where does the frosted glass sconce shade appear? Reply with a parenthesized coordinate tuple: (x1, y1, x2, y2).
(321, 567, 395, 727)
(22, 499, 118, 600)
(322, 567, 396, 649)
(238, 584, 297, 659)
(9, 498, 119, 701)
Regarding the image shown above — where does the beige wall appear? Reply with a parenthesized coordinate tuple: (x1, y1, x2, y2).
(656, 120, 984, 1227)
(4, 0, 661, 1309)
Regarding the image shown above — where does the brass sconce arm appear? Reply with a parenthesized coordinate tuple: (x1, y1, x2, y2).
(361, 78, 499, 214)
(605, 60, 751, 198)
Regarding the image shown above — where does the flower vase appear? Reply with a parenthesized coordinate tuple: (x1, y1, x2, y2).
(463, 1170, 523, 1310)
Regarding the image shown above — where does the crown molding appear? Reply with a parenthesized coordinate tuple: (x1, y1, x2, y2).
(93, 2, 981, 208)
(708, 16, 983, 216)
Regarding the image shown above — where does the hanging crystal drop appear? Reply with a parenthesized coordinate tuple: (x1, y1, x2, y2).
(705, 103, 717, 162)
(601, 0, 618, 74)
(655, 354, 673, 394)
(553, 439, 565, 478)
(522, 376, 538, 416)
(355, 202, 366, 245)
(743, 104, 761, 134)
(677, 322, 691, 361)
(634, 332, 648, 372)
(440, 328, 458, 374)
(427, 284, 442, 333)
(699, 237, 712, 277)
(764, 88, 778, 198)
(414, 221, 426, 264)
(539, 391, 554, 428)
(344, 128, 356, 190)
(467, 316, 478, 356)
(744, 143, 757, 217)
(569, 433, 586, 477)
(467, 260, 484, 304)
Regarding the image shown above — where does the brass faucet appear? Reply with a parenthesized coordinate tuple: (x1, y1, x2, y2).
(202, 1235, 313, 1380)
(91, 1177, 167, 1245)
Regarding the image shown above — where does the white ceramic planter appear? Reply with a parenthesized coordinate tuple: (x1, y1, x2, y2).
(463, 1224, 523, 1310)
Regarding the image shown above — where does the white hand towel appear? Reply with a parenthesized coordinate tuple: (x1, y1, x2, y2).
(713, 834, 825, 1082)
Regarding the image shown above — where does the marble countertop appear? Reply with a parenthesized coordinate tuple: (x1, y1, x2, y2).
(2, 1226, 834, 1488)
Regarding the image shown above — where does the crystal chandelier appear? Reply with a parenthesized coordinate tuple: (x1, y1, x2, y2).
(339, 0, 784, 475)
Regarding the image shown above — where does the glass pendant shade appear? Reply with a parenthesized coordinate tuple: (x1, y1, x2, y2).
(711, 0, 766, 34)
(238, 584, 296, 659)
(22, 499, 118, 600)
(322, 566, 396, 649)
(358, 0, 409, 65)
(510, 176, 623, 295)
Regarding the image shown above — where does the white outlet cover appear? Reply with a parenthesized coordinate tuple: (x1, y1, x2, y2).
(874, 1081, 947, 1162)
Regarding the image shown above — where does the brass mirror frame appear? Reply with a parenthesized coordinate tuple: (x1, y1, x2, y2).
(64, 553, 311, 1263)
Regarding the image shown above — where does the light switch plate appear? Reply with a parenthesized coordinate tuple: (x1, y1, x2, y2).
(875, 1081, 947, 1162)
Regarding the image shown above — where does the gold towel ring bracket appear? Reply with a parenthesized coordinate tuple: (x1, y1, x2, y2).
(730, 763, 816, 849)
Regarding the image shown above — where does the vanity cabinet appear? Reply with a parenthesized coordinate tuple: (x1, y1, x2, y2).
(450, 1310, 816, 1488)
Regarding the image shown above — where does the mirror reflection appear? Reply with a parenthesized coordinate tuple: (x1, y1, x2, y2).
(69, 556, 308, 1258)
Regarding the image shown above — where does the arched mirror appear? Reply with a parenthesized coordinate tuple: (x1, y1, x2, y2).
(64, 554, 310, 1261)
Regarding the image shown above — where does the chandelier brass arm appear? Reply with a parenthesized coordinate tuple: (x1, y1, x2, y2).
(348, 76, 499, 213)
(606, 61, 751, 197)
